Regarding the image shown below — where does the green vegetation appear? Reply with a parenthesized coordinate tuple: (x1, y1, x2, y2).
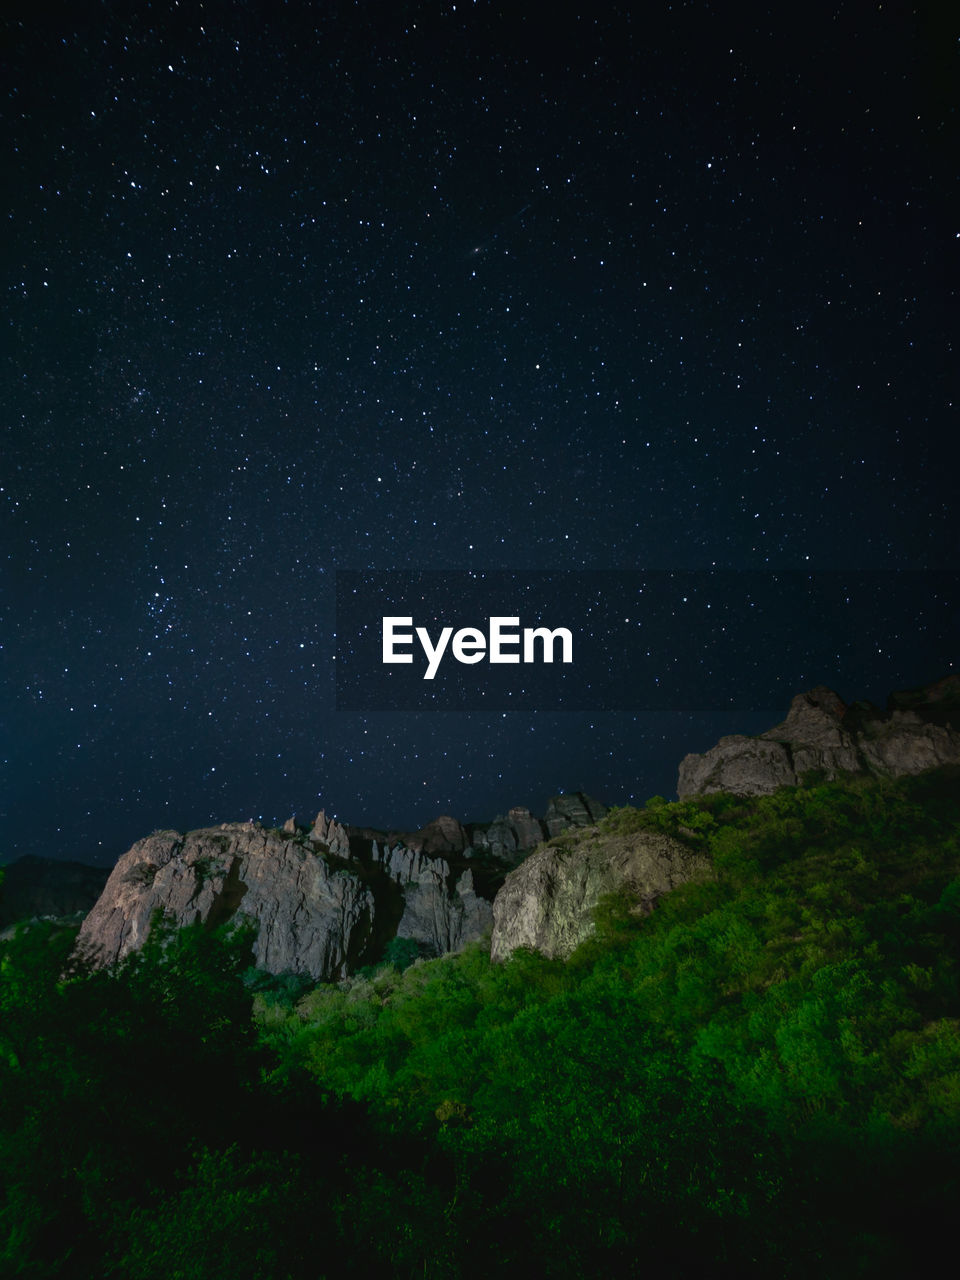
(2, 769, 960, 1276)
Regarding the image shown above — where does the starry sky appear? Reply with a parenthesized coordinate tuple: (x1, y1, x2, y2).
(3, 1, 958, 865)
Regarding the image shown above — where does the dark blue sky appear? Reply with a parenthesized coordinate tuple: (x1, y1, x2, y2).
(2, 1, 957, 864)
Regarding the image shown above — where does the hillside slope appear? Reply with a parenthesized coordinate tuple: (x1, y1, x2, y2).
(3, 768, 960, 1276)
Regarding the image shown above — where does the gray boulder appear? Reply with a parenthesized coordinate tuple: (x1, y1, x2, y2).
(677, 734, 796, 798)
(490, 827, 709, 961)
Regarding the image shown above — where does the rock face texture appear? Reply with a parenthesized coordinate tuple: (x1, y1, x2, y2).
(468, 793, 607, 859)
(74, 824, 375, 979)
(544, 793, 608, 835)
(68, 680, 959, 977)
(678, 678, 960, 798)
(308, 810, 351, 856)
(373, 843, 493, 955)
(408, 815, 469, 855)
(490, 828, 709, 962)
(74, 792, 606, 978)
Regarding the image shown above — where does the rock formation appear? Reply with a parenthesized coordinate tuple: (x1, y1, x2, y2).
(678, 677, 960, 798)
(544, 792, 608, 835)
(74, 823, 375, 979)
(407, 815, 469, 855)
(490, 827, 709, 961)
(307, 809, 351, 856)
(467, 793, 607, 859)
(373, 842, 492, 955)
(73, 678, 957, 980)
(74, 793, 605, 978)
(491, 677, 958, 963)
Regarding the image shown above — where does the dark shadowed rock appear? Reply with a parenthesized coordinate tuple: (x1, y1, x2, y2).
(858, 710, 960, 777)
(373, 843, 492, 954)
(471, 817, 519, 860)
(678, 678, 960, 798)
(0, 855, 109, 930)
(507, 806, 546, 849)
(469, 792, 603, 858)
(544, 792, 608, 835)
(490, 827, 709, 961)
(410, 815, 468, 855)
(887, 674, 960, 723)
(677, 735, 796, 798)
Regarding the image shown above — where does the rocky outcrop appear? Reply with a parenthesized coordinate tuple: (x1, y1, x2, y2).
(678, 677, 960, 798)
(308, 809, 350, 856)
(676, 735, 797, 798)
(342, 793, 603, 864)
(408, 815, 469, 855)
(468, 792, 607, 859)
(74, 791, 609, 978)
(74, 823, 374, 980)
(544, 793, 608, 835)
(489, 678, 959, 963)
(373, 842, 492, 955)
(74, 819, 501, 979)
(490, 827, 709, 961)
(70, 681, 960, 979)
(887, 675, 960, 723)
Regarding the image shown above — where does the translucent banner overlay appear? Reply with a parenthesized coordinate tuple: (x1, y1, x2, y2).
(334, 571, 959, 712)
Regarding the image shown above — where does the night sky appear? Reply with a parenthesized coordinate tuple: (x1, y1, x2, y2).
(3, 2, 958, 866)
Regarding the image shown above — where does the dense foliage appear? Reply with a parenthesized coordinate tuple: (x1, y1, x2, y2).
(2, 769, 960, 1277)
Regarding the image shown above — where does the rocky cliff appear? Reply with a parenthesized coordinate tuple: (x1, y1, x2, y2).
(72, 678, 958, 979)
(74, 793, 606, 979)
(678, 676, 960, 798)
(490, 826, 709, 961)
(74, 822, 374, 978)
(490, 676, 959, 962)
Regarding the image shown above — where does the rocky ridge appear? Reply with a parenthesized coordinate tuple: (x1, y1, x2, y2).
(74, 793, 607, 979)
(678, 676, 960, 798)
(71, 677, 959, 977)
(490, 676, 960, 961)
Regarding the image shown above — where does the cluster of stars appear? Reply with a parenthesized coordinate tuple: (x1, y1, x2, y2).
(3, 3, 955, 863)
